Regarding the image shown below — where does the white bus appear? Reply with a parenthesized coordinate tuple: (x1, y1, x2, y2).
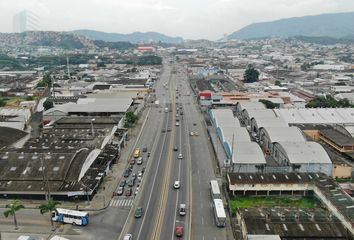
(52, 208, 89, 226)
(210, 180, 221, 199)
(213, 199, 226, 227)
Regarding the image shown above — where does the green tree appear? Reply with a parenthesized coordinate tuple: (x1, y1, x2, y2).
(244, 65, 260, 83)
(259, 99, 279, 109)
(0, 98, 6, 107)
(3, 200, 25, 229)
(124, 112, 139, 128)
(275, 80, 282, 86)
(43, 100, 54, 110)
(39, 199, 61, 229)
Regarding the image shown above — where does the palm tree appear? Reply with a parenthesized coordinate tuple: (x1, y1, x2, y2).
(39, 198, 61, 230)
(3, 200, 25, 229)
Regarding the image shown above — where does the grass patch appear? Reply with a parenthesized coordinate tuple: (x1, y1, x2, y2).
(230, 196, 316, 213)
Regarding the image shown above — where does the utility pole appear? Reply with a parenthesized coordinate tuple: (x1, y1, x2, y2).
(67, 56, 70, 80)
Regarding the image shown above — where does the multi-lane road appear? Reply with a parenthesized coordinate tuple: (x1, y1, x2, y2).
(120, 59, 227, 239)
(0, 58, 228, 240)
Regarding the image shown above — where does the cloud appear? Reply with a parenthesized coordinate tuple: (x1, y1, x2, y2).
(0, 0, 354, 39)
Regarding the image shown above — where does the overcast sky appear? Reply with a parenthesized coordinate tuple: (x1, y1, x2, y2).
(1, 0, 354, 40)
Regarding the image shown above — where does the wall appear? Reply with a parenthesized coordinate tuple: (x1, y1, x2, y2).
(333, 164, 352, 179)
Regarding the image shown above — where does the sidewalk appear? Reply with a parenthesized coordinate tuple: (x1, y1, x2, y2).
(0, 106, 150, 213)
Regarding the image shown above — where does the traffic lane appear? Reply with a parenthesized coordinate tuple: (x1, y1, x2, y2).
(159, 115, 185, 240)
(184, 84, 227, 239)
(134, 110, 174, 240)
(128, 111, 172, 239)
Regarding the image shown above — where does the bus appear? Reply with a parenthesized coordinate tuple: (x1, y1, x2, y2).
(133, 148, 141, 158)
(52, 208, 89, 226)
(212, 199, 226, 227)
(210, 180, 221, 199)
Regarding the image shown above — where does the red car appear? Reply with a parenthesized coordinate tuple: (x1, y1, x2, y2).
(125, 188, 132, 196)
(130, 159, 136, 165)
(175, 226, 184, 237)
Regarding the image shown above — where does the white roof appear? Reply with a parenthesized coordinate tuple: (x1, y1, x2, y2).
(233, 142, 266, 164)
(246, 109, 277, 120)
(261, 127, 306, 143)
(276, 141, 332, 164)
(55, 208, 88, 217)
(211, 109, 240, 128)
(248, 235, 281, 240)
(253, 117, 288, 128)
(237, 101, 265, 111)
(45, 98, 132, 114)
(274, 108, 354, 124)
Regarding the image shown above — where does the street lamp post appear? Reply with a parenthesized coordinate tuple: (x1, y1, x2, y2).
(91, 118, 96, 137)
(80, 183, 92, 206)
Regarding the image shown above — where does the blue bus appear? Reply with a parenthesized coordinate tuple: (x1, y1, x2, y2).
(52, 208, 89, 226)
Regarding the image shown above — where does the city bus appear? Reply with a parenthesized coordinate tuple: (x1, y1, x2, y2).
(212, 199, 226, 227)
(52, 208, 89, 226)
(133, 148, 141, 158)
(210, 180, 221, 199)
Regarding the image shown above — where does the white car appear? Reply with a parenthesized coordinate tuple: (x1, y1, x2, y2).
(178, 153, 183, 159)
(174, 180, 180, 189)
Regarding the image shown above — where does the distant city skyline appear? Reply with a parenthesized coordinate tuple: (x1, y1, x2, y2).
(1, 0, 354, 39)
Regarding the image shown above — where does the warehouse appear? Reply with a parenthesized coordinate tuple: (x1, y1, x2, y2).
(274, 108, 354, 124)
(241, 109, 277, 128)
(272, 141, 333, 176)
(259, 126, 306, 153)
(235, 101, 265, 117)
(250, 117, 288, 137)
(231, 142, 266, 173)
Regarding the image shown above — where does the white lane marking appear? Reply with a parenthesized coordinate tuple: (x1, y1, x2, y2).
(201, 217, 204, 225)
(137, 101, 171, 240)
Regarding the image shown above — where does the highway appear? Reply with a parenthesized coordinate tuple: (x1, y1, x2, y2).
(121, 58, 227, 240)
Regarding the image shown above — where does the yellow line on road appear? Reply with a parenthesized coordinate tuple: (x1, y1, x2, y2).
(151, 69, 176, 240)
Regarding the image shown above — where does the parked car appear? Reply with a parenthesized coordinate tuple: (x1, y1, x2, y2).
(128, 179, 135, 187)
(125, 188, 132, 196)
(117, 186, 124, 196)
(130, 159, 136, 165)
(132, 173, 137, 181)
(141, 167, 146, 173)
(123, 169, 130, 178)
(119, 180, 126, 187)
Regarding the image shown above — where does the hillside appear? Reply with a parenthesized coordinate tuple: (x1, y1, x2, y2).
(228, 12, 354, 40)
(0, 31, 95, 49)
(73, 29, 183, 44)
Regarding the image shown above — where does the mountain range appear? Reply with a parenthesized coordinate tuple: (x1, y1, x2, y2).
(227, 11, 354, 40)
(73, 29, 183, 44)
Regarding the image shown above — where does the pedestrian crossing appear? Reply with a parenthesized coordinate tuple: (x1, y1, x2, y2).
(109, 198, 134, 207)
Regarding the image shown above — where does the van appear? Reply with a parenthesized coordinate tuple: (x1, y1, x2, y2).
(123, 234, 133, 240)
(179, 203, 186, 216)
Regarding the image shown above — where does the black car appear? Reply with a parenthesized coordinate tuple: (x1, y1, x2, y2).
(167, 128, 172, 132)
(142, 146, 148, 152)
(173, 146, 178, 151)
(141, 167, 146, 173)
(123, 169, 130, 178)
(119, 180, 126, 187)
(147, 152, 151, 157)
(128, 179, 135, 187)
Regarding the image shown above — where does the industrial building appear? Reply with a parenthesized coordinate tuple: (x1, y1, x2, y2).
(272, 141, 333, 176)
(210, 108, 266, 173)
(0, 116, 126, 200)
